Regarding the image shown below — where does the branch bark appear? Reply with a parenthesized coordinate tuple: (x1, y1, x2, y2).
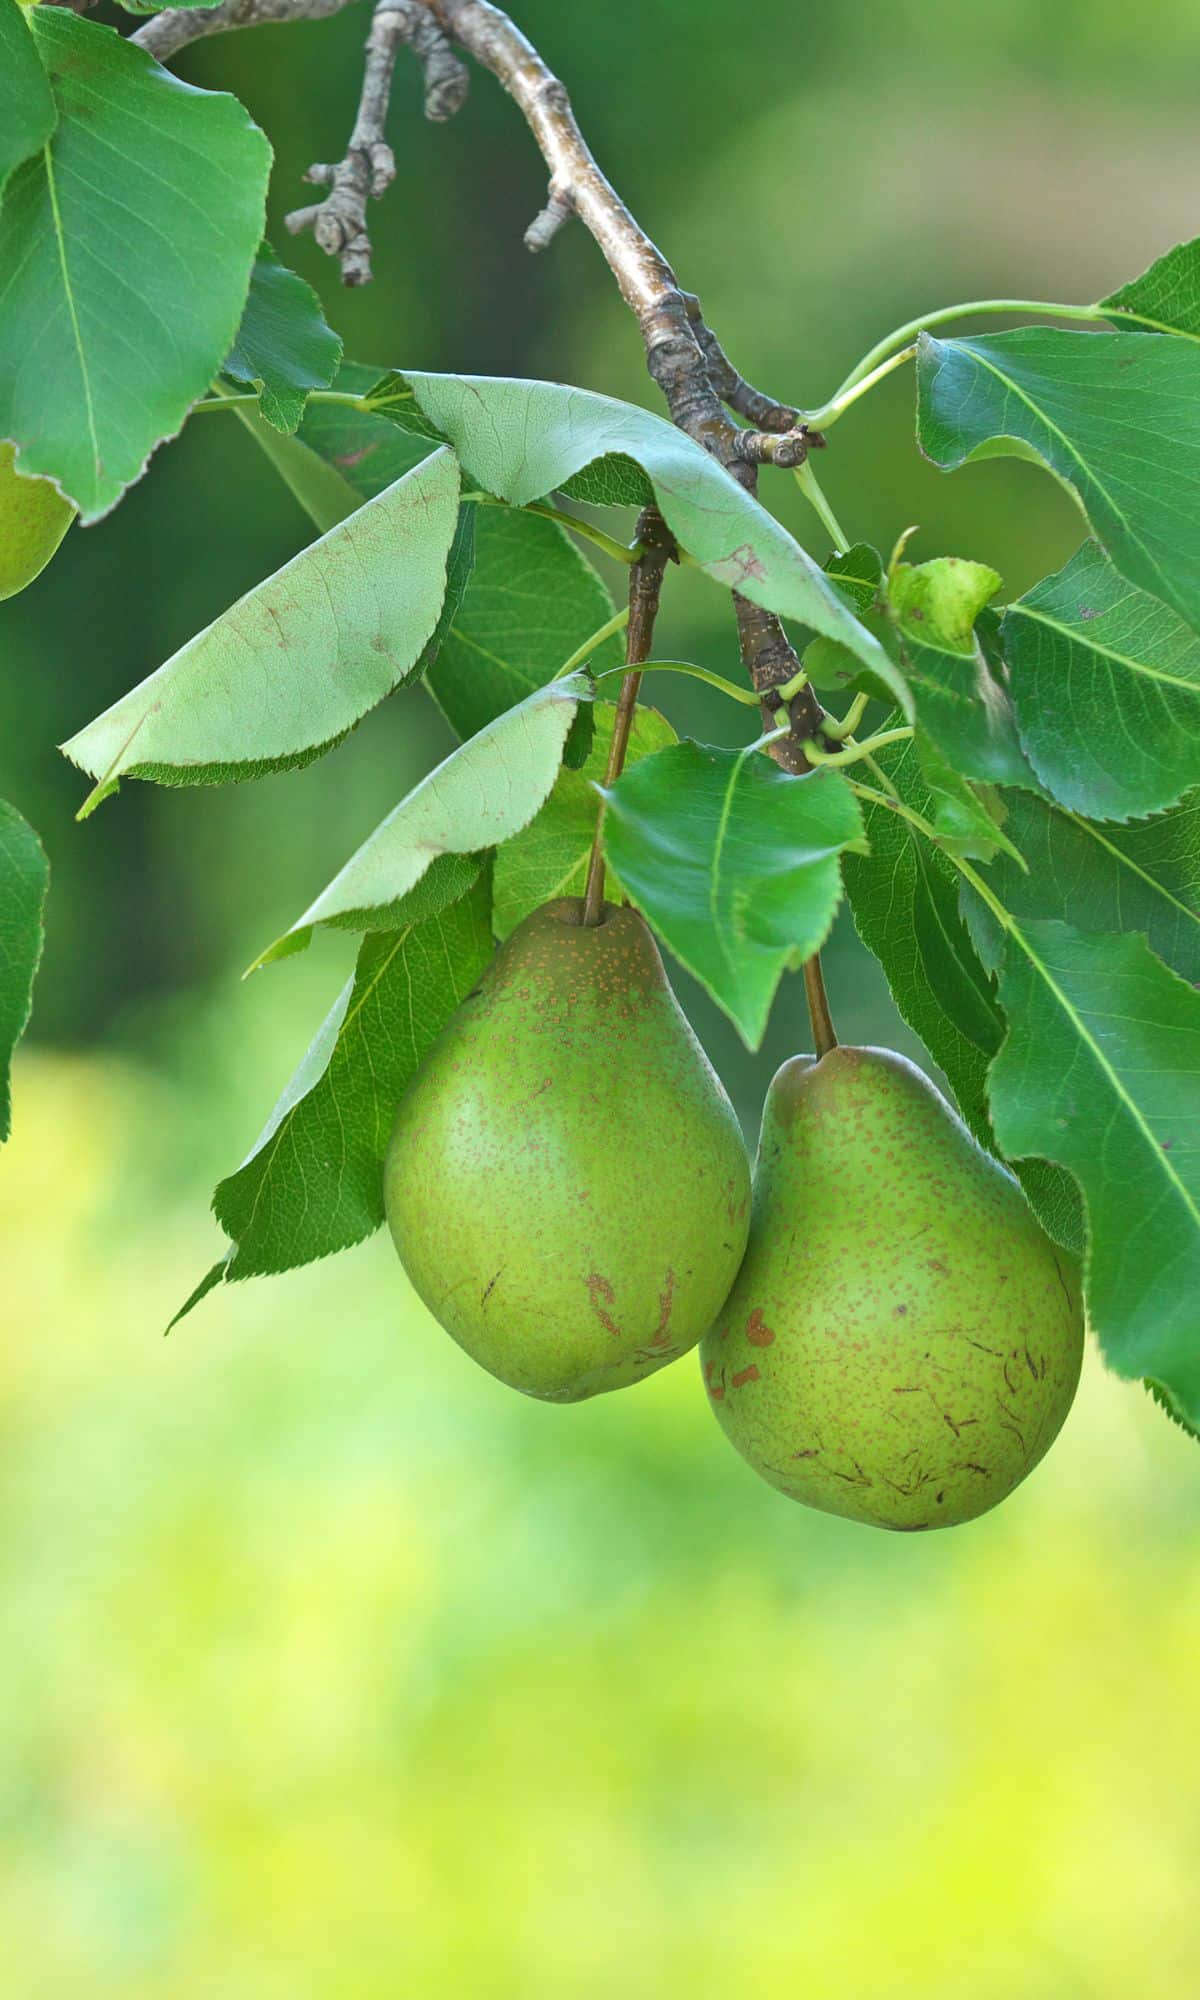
(134, 0, 826, 766)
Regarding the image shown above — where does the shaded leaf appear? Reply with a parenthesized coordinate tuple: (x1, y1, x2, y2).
(1001, 540, 1200, 820)
(917, 328, 1200, 636)
(961, 788, 1200, 985)
(428, 504, 622, 738)
(0, 799, 49, 1143)
(990, 920, 1200, 1424)
(299, 360, 435, 497)
(494, 703, 677, 938)
(61, 449, 462, 804)
(366, 370, 907, 704)
(0, 0, 54, 201)
(205, 875, 493, 1293)
(602, 741, 866, 1049)
(843, 736, 1084, 1252)
(0, 11, 270, 520)
(261, 673, 593, 960)
(222, 242, 342, 434)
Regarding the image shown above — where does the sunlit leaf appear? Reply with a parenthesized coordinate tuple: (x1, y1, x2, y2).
(366, 370, 907, 705)
(601, 740, 866, 1049)
(61, 449, 462, 804)
(0, 11, 270, 520)
(1001, 541, 1200, 820)
(261, 673, 593, 960)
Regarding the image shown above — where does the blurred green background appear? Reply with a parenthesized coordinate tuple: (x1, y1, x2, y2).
(4, 0, 1200, 1990)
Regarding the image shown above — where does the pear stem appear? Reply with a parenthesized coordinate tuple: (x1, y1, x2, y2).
(582, 509, 674, 926)
(803, 953, 838, 1060)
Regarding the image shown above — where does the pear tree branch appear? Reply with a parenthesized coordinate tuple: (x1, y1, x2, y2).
(133, 0, 830, 767)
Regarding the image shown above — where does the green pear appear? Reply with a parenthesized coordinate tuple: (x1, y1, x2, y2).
(385, 897, 751, 1402)
(0, 443, 74, 600)
(701, 1047, 1083, 1529)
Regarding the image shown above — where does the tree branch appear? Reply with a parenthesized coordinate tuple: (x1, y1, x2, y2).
(285, 0, 468, 284)
(134, 0, 826, 765)
(424, 0, 824, 769)
(132, 0, 359, 63)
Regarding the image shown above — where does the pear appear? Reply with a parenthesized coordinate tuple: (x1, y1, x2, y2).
(701, 1047, 1084, 1529)
(385, 897, 751, 1402)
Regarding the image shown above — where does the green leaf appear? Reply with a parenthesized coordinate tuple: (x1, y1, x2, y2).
(601, 741, 866, 1049)
(887, 556, 1035, 791)
(1102, 237, 1200, 341)
(989, 919, 1200, 1424)
(261, 673, 593, 960)
(0, 0, 54, 201)
(222, 241, 342, 434)
(366, 371, 907, 705)
(1001, 540, 1200, 820)
(0, 799, 49, 1143)
(61, 449, 462, 805)
(299, 361, 436, 498)
(183, 874, 494, 1308)
(917, 328, 1200, 638)
(556, 455, 654, 508)
(843, 736, 1084, 1252)
(230, 399, 366, 536)
(960, 788, 1200, 986)
(913, 734, 1023, 866)
(493, 703, 677, 938)
(428, 505, 623, 738)
(0, 11, 270, 521)
(114, 0, 225, 15)
(0, 440, 73, 599)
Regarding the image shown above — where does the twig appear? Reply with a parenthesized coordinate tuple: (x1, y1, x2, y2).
(582, 509, 674, 927)
(680, 292, 798, 432)
(424, 0, 825, 771)
(285, 0, 468, 284)
(132, 0, 359, 62)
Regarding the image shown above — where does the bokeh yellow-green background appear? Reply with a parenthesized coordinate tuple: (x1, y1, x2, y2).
(4, 1, 1200, 1991)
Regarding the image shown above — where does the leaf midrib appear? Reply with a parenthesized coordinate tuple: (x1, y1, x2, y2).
(1006, 600, 1200, 694)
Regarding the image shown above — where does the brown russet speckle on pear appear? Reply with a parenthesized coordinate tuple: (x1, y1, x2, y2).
(385, 898, 751, 1402)
(701, 1046, 1084, 1529)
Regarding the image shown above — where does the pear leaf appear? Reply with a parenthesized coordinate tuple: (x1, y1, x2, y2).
(843, 734, 1084, 1253)
(0, 0, 55, 201)
(917, 328, 1200, 637)
(0, 442, 74, 600)
(260, 673, 594, 961)
(960, 788, 1200, 986)
(0, 10, 270, 520)
(1102, 236, 1200, 341)
(222, 242, 342, 434)
(1001, 541, 1200, 821)
(176, 874, 494, 1316)
(0, 800, 49, 1143)
(989, 920, 1200, 1426)
(494, 703, 677, 938)
(61, 449, 462, 803)
(365, 371, 907, 706)
(601, 740, 866, 1049)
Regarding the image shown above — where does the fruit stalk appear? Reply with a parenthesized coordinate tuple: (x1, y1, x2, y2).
(582, 508, 674, 926)
(802, 954, 838, 1059)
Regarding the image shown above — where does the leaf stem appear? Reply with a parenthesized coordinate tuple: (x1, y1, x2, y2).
(524, 500, 645, 566)
(793, 459, 850, 554)
(803, 344, 917, 429)
(849, 778, 1012, 931)
(582, 516, 673, 926)
(554, 606, 630, 679)
(821, 692, 869, 741)
(822, 297, 1109, 407)
(593, 658, 762, 705)
(803, 954, 838, 1059)
(804, 726, 914, 769)
(190, 388, 373, 416)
